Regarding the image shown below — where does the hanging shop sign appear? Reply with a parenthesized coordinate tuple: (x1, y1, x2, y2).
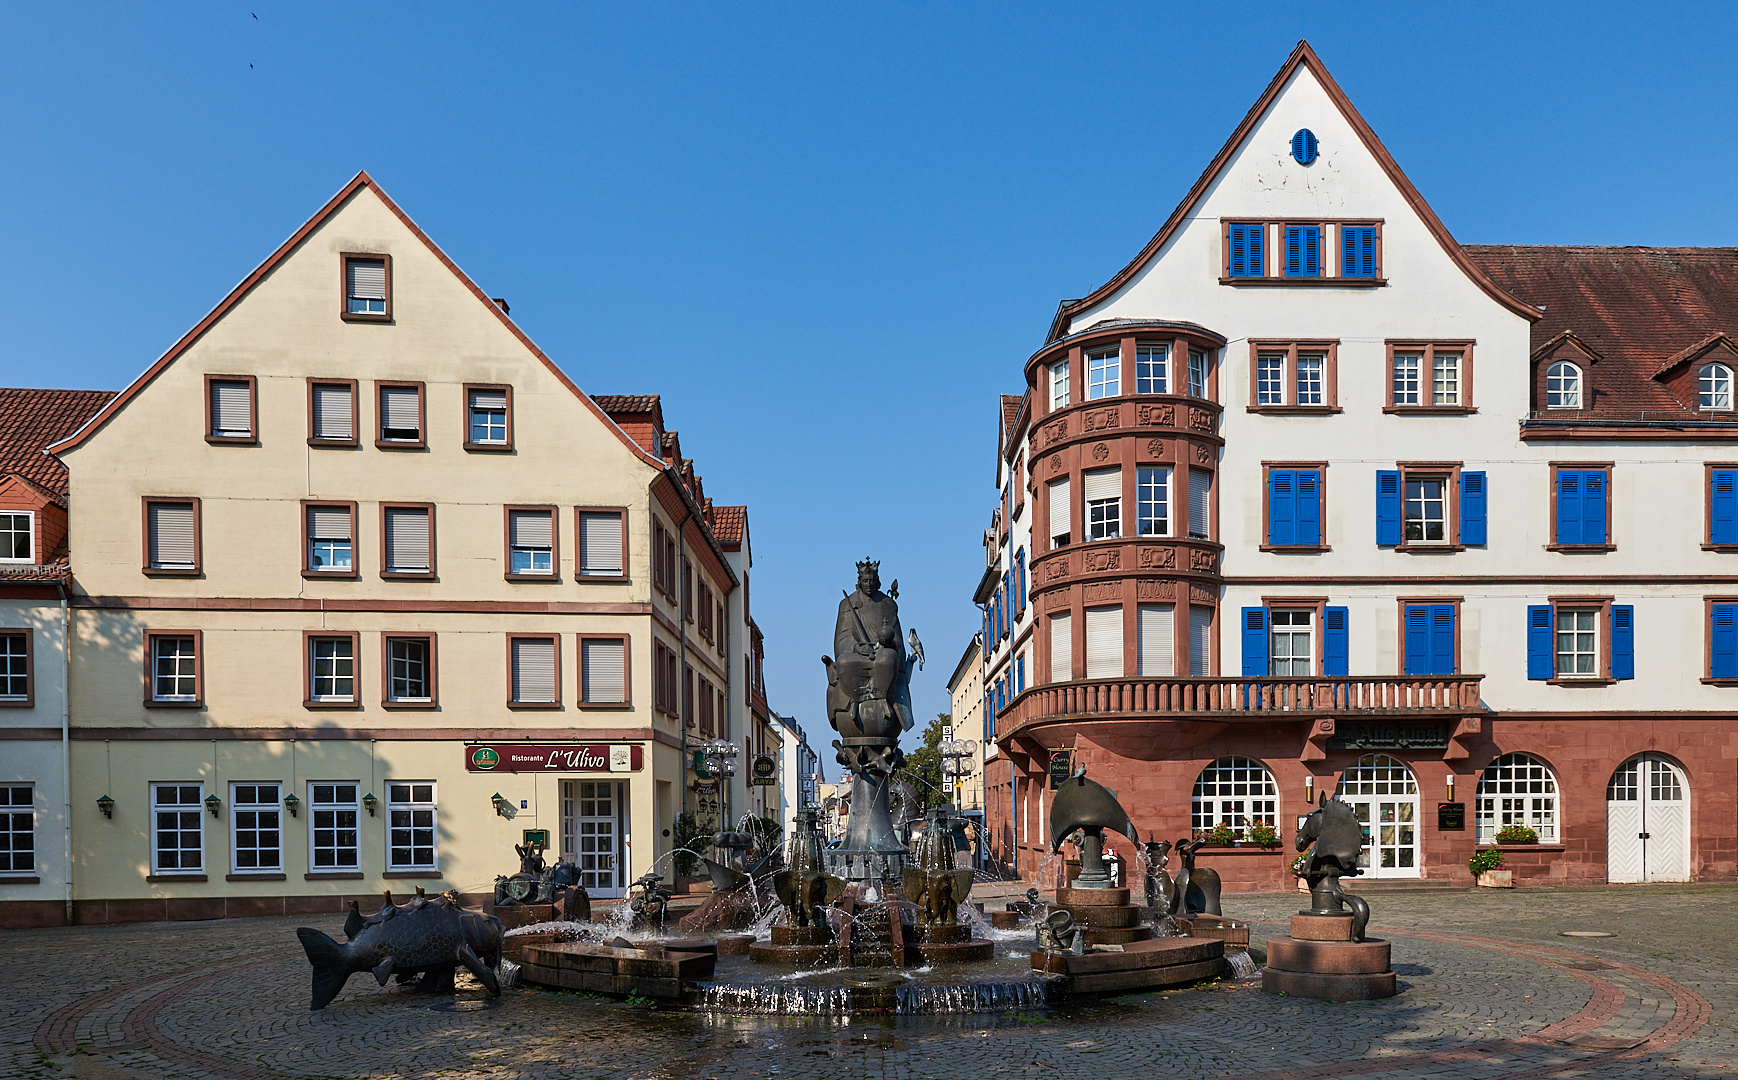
(1325, 722, 1448, 751)
(751, 754, 778, 786)
(1049, 749, 1073, 790)
(465, 743, 643, 773)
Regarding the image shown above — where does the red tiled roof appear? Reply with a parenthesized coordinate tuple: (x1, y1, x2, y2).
(1000, 393, 1025, 452)
(0, 557, 69, 583)
(0, 389, 116, 497)
(711, 505, 746, 545)
(1463, 245, 1738, 418)
(592, 394, 662, 414)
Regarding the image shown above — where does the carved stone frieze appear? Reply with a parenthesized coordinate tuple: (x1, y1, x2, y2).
(1145, 438, 1164, 458)
(1189, 408, 1215, 432)
(1082, 408, 1121, 433)
(1083, 582, 1121, 603)
(1042, 555, 1071, 581)
(1090, 443, 1110, 461)
(1135, 403, 1176, 427)
(1194, 443, 1211, 465)
(1042, 418, 1069, 446)
(1189, 582, 1215, 604)
(1188, 548, 1218, 573)
(1137, 546, 1176, 570)
(1082, 549, 1120, 573)
(1135, 579, 1175, 601)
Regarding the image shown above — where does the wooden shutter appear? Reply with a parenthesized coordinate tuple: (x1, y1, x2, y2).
(307, 506, 351, 540)
(1296, 470, 1321, 546)
(1269, 471, 1294, 545)
(1583, 470, 1608, 545)
(1048, 478, 1070, 540)
(1460, 471, 1487, 545)
(512, 639, 557, 703)
(384, 507, 430, 572)
(1229, 223, 1263, 277)
(1303, 226, 1320, 276)
(1240, 607, 1268, 676)
(578, 512, 623, 574)
(1376, 470, 1402, 545)
(1610, 605, 1634, 680)
(1714, 470, 1738, 544)
(1285, 225, 1303, 277)
(1526, 605, 1553, 680)
(508, 509, 553, 549)
(348, 259, 386, 300)
(312, 384, 353, 440)
(1136, 604, 1174, 677)
(1342, 226, 1377, 278)
(149, 503, 196, 567)
(210, 381, 251, 436)
(380, 387, 420, 436)
(1049, 612, 1071, 682)
(1430, 605, 1455, 675)
(1084, 606, 1123, 679)
(1189, 607, 1213, 676)
(1556, 470, 1581, 545)
(583, 639, 626, 703)
(1403, 605, 1430, 676)
(1712, 605, 1738, 679)
(1324, 606, 1349, 677)
(1189, 469, 1210, 539)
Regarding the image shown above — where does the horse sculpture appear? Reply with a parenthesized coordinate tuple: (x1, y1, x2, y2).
(1170, 838, 1223, 916)
(1295, 793, 1370, 942)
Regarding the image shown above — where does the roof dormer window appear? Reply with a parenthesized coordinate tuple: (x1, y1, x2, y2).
(1546, 361, 1582, 409)
(0, 513, 30, 563)
(1701, 362, 1733, 411)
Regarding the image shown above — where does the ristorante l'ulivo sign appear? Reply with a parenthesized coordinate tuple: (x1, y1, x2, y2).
(465, 744, 644, 773)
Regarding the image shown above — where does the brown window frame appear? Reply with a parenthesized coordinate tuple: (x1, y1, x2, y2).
(301, 500, 360, 579)
(503, 505, 560, 583)
(1546, 461, 1616, 553)
(462, 383, 515, 453)
(1395, 461, 1466, 553)
(683, 559, 694, 623)
(380, 633, 438, 709)
(302, 630, 362, 710)
(651, 518, 668, 594)
(203, 374, 259, 446)
(141, 497, 202, 578)
(1259, 596, 1329, 676)
(339, 253, 393, 324)
(1258, 461, 1330, 553)
(1394, 596, 1464, 676)
(575, 506, 629, 582)
(0, 629, 35, 708)
(143, 629, 204, 708)
(374, 380, 427, 449)
(306, 378, 360, 448)
(1384, 341, 1477, 414)
(1703, 463, 1738, 552)
(1544, 595, 1615, 686)
(1247, 341, 1341, 414)
(506, 634, 562, 709)
(1219, 219, 1386, 285)
(578, 634, 633, 709)
(379, 503, 437, 580)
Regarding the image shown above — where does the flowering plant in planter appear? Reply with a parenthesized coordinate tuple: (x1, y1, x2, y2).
(1469, 848, 1505, 874)
(1291, 843, 1315, 877)
(1495, 823, 1540, 844)
(1202, 821, 1238, 847)
(1247, 821, 1282, 848)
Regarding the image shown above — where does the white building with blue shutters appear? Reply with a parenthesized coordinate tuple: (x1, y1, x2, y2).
(983, 41, 1736, 891)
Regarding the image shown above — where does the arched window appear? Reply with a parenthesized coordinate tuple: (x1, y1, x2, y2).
(1190, 756, 1277, 838)
(1476, 752, 1558, 843)
(1701, 362, 1733, 411)
(1546, 361, 1581, 409)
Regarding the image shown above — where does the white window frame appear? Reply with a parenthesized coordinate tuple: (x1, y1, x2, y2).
(1050, 360, 1070, 410)
(1135, 342, 1168, 394)
(1474, 753, 1558, 843)
(150, 781, 204, 875)
(1084, 469, 1121, 542)
(1554, 608, 1599, 679)
(1256, 352, 1286, 406)
(1086, 347, 1120, 400)
(0, 511, 32, 563)
(1392, 352, 1423, 406)
(306, 507, 353, 573)
(310, 781, 361, 872)
(1433, 351, 1462, 406)
(0, 632, 28, 701)
(387, 781, 438, 871)
(508, 509, 555, 576)
(468, 389, 509, 444)
(229, 781, 281, 875)
(1187, 348, 1210, 399)
(0, 783, 34, 877)
(151, 636, 199, 702)
(1296, 351, 1325, 406)
(1546, 361, 1581, 409)
(308, 636, 355, 703)
(386, 637, 432, 702)
(1190, 757, 1277, 838)
(1269, 609, 1314, 677)
(1701, 362, 1733, 411)
(1403, 475, 1451, 545)
(1136, 467, 1169, 537)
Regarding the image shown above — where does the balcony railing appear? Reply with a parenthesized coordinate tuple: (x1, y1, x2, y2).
(995, 674, 1483, 739)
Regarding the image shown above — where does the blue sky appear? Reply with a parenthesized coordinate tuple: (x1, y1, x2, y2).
(3, 4, 1736, 756)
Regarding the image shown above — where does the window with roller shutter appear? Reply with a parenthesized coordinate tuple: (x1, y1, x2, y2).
(205, 376, 255, 442)
(381, 505, 433, 577)
(341, 254, 390, 320)
(1189, 606, 1213, 676)
(506, 507, 556, 578)
(1047, 477, 1071, 548)
(144, 499, 200, 575)
(376, 383, 424, 445)
(1188, 468, 1212, 541)
(308, 380, 357, 445)
(582, 637, 628, 705)
(509, 636, 559, 705)
(1137, 604, 1175, 677)
(1049, 612, 1071, 683)
(465, 385, 511, 449)
(303, 503, 356, 576)
(1084, 606, 1123, 679)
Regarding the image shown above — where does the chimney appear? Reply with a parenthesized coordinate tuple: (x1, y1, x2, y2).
(492, 298, 510, 314)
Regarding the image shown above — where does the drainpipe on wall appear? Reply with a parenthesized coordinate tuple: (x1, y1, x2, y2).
(56, 583, 71, 927)
(676, 503, 695, 830)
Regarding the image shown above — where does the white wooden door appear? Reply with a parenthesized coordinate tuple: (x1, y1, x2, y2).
(1337, 755, 1421, 879)
(562, 780, 625, 898)
(1606, 756, 1690, 884)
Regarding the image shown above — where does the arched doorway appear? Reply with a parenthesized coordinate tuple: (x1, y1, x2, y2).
(1337, 754, 1420, 878)
(1606, 755, 1690, 883)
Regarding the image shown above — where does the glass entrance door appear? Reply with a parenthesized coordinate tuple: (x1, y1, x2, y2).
(1337, 754, 1421, 878)
(562, 780, 625, 898)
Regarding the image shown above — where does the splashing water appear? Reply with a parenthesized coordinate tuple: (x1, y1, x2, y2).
(695, 979, 1049, 1015)
(496, 959, 521, 989)
(1226, 950, 1260, 980)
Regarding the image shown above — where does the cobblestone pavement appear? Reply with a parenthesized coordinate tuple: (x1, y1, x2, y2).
(3, 884, 1734, 1080)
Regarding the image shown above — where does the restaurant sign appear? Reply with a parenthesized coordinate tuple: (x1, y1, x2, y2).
(466, 744, 643, 773)
(1325, 722, 1448, 751)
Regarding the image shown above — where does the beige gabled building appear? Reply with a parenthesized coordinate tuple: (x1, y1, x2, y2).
(48, 173, 768, 922)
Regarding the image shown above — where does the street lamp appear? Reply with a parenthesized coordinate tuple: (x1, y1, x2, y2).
(940, 739, 978, 807)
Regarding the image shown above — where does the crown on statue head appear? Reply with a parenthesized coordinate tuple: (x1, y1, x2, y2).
(856, 558, 880, 576)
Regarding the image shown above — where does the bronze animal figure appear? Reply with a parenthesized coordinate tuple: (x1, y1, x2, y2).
(1170, 838, 1223, 916)
(1296, 793, 1370, 941)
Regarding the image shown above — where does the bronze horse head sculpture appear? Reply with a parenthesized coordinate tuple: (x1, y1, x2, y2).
(1295, 793, 1369, 942)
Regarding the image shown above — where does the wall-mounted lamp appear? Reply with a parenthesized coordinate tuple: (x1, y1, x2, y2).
(1303, 776, 1315, 804)
(283, 792, 300, 818)
(362, 792, 378, 817)
(96, 794, 114, 819)
(1445, 775, 1456, 802)
(491, 792, 509, 818)
(205, 793, 222, 818)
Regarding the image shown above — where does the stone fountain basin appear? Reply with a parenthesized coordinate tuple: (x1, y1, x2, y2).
(1031, 936, 1226, 995)
(520, 941, 716, 999)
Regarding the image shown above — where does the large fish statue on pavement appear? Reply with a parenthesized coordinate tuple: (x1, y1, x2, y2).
(297, 893, 503, 1009)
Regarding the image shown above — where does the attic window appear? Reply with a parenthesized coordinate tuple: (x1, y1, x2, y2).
(341, 254, 391, 322)
(0, 513, 31, 562)
(1291, 129, 1318, 165)
(1701, 362, 1734, 411)
(1546, 361, 1582, 409)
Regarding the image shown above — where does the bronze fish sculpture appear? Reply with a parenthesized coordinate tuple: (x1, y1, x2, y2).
(297, 893, 502, 1009)
(1049, 766, 1139, 852)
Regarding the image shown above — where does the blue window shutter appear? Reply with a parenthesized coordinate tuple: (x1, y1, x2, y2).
(1247, 224, 1263, 276)
(1229, 225, 1246, 277)
(1376, 471, 1402, 546)
(1241, 607, 1269, 677)
(1430, 605, 1456, 675)
(1018, 550, 1027, 610)
(1527, 605, 1553, 680)
(1584, 470, 1608, 545)
(1610, 605, 1634, 680)
(1018, 656, 1026, 692)
(1713, 471, 1738, 545)
(1713, 604, 1738, 678)
(1303, 226, 1321, 276)
(1297, 470, 1321, 546)
(1269, 471, 1295, 546)
(1460, 471, 1487, 545)
(1285, 226, 1303, 277)
(1342, 226, 1376, 278)
(1403, 605, 1430, 676)
(1556, 470, 1581, 545)
(1323, 606, 1348, 676)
